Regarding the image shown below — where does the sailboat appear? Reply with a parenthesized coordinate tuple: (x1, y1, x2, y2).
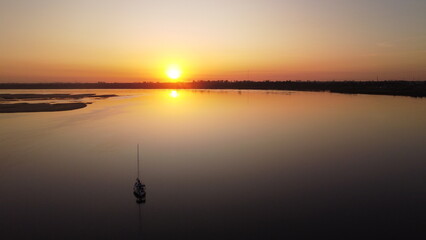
(133, 144, 146, 201)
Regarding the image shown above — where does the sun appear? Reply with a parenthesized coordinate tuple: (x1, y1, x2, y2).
(166, 65, 182, 80)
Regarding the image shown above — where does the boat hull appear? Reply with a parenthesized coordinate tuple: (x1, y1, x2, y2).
(133, 190, 146, 199)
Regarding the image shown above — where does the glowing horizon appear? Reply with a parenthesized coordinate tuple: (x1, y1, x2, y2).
(0, 0, 425, 82)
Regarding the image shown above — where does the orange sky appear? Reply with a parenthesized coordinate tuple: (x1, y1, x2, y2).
(0, 0, 425, 82)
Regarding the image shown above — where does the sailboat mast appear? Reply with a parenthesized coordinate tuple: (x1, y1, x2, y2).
(137, 144, 140, 179)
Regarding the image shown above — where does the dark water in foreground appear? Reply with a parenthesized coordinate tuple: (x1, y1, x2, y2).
(0, 89, 425, 239)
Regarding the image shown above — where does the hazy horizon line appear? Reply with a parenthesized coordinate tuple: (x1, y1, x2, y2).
(1, 79, 425, 84)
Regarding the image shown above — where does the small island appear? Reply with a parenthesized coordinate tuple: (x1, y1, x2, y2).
(0, 93, 116, 113)
(0, 103, 88, 113)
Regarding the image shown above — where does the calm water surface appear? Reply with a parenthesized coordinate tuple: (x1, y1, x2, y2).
(1, 89, 425, 239)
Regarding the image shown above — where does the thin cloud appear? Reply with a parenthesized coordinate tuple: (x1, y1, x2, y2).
(377, 36, 426, 48)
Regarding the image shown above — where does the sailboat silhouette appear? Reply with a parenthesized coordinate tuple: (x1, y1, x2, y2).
(133, 144, 146, 203)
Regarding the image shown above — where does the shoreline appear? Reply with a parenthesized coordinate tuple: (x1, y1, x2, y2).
(1, 81, 425, 98)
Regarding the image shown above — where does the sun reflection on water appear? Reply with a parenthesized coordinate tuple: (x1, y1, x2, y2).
(169, 90, 179, 98)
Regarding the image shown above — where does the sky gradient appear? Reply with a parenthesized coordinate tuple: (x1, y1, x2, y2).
(1, 0, 425, 82)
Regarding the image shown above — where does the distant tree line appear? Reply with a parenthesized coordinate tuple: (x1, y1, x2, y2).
(1, 80, 425, 97)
